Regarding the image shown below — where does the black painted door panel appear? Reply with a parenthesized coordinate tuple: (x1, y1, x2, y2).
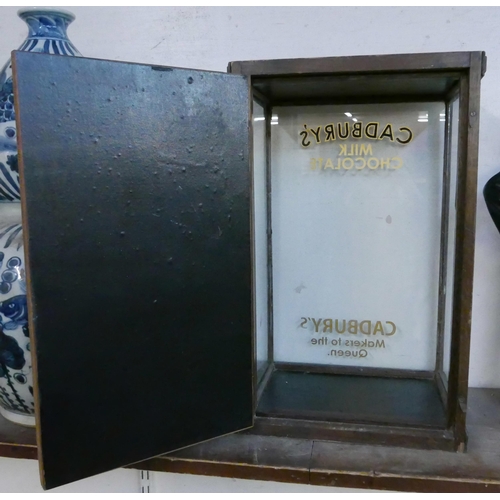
(12, 51, 253, 489)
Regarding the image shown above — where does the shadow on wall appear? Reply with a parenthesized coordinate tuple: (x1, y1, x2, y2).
(471, 107, 500, 386)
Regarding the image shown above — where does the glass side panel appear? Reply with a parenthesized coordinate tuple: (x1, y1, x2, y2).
(271, 103, 445, 371)
(253, 101, 270, 382)
(443, 97, 460, 379)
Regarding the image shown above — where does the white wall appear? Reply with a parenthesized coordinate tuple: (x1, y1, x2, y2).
(0, 5, 498, 493)
(0, 456, 139, 493)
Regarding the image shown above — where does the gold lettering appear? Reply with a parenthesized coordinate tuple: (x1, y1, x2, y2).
(359, 143, 373, 156)
(338, 122, 350, 140)
(310, 126, 322, 144)
(359, 320, 371, 335)
(365, 122, 379, 139)
(323, 319, 333, 333)
(348, 320, 358, 334)
(324, 158, 334, 170)
(379, 123, 394, 141)
(385, 322, 396, 336)
(380, 157, 390, 169)
(352, 122, 362, 138)
(310, 155, 403, 172)
(391, 157, 403, 169)
(355, 157, 366, 169)
(396, 127, 413, 144)
(335, 319, 346, 334)
(342, 158, 354, 170)
(373, 321, 384, 335)
(311, 318, 322, 333)
(324, 124, 335, 141)
(300, 128, 311, 147)
(299, 125, 413, 146)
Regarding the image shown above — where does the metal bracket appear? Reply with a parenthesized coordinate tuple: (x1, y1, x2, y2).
(140, 470, 151, 493)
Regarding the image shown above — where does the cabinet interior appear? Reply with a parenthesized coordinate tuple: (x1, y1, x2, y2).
(251, 70, 463, 443)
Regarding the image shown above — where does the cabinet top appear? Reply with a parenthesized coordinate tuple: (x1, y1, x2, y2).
(228, 51, 487, 78)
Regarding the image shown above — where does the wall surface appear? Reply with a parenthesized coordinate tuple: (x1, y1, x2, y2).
(0, 5, 498, 493)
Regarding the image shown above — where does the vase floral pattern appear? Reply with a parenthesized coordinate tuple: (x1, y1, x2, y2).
(0, 8, 81, 202)
(0, 204, 32, 424)
(0, 8, 80, 426)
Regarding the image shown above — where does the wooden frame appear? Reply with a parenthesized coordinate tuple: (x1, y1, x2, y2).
(229, 51, 486, 452)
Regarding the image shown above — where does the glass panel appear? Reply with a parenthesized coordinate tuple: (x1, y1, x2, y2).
(271, 103, 446, 371)
(443, 97, 460, 379)
(253, 101, 270, 382)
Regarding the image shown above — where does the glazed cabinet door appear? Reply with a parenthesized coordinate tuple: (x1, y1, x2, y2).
(12, 51, 253, 489)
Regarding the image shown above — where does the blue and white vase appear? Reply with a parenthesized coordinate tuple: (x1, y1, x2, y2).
(0, 204, 31, 426)
(0, 8, 81, 427)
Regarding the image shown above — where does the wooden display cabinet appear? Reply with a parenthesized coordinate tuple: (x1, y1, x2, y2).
(0, 50, 495, 492)
(228, 51, 485, 453)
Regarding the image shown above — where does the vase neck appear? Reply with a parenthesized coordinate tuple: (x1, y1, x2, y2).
(18, 9, 74, 41)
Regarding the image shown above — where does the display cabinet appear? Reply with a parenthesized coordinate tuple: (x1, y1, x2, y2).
(229, 51, 486, 453)
(0, 50, 487, 491)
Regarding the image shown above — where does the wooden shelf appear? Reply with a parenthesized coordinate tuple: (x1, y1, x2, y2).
(0, 414, 36, 460)
(2, 388, 500, 492)
(129, 388, 500, 492)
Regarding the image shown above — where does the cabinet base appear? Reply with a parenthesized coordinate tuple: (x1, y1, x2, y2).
(254, 369, 459, 451)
